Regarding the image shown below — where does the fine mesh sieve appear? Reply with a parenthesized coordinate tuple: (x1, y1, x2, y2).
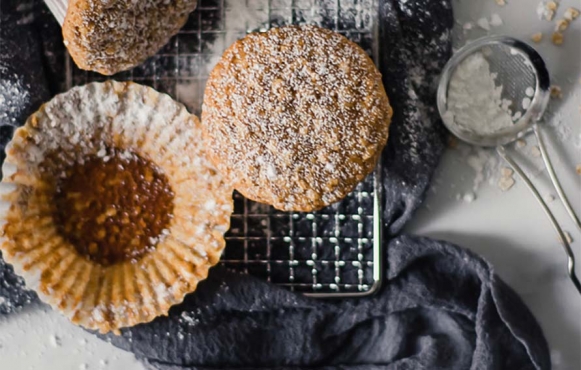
(438, 35, 581, 295)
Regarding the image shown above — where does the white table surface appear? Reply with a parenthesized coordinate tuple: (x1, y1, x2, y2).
(1, 0, 580, 369)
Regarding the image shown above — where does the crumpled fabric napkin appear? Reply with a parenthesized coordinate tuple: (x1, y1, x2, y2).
(0, 0, 551, 369)
(104, 235, 549, 370)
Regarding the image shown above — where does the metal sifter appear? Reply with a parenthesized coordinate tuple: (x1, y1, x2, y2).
(437, 35, 581, 295)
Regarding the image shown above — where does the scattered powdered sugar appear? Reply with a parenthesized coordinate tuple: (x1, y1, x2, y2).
(48, 334, 61, 347)
(490, 13, 503, 27)
(0, 76, 32, 127)
(179, 310, 200, 326)
(475, 14, 503, 31)
(477, 17, 491, 31)
(445, 52, 514, 135)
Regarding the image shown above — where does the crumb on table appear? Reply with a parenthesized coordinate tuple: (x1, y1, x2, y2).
(555, 19, 569, 32)
(564, 7, 580, 21)
(531, 32, 543, 43)
(498, 176, 515, 192)
(501, 167, 514, 178)
(551, 32, 564, 45)
(516, 139, 527, 149)
(550, 85, 563, 99)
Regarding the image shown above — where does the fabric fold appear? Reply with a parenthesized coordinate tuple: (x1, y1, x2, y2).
(100, 235, 549, 370)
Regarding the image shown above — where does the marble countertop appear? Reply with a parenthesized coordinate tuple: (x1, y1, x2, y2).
(1, 0, 579, 369)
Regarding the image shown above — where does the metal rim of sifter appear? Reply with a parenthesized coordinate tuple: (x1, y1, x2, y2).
(437, 35, 551, 147)
(437, 35, 581, 295)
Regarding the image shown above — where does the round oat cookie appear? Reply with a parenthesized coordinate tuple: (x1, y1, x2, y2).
(63, 0, 198, 75)
(202, 25, 393, 212)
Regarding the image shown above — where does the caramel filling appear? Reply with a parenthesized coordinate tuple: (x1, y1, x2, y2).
(53, 149, 174, 266)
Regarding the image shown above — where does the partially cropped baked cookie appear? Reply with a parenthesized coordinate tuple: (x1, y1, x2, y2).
(63, 0, 198, 75)
(0, 81, 232, 333)
(202, 25, 392, 212)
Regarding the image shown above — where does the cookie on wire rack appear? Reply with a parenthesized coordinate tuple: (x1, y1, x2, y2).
(63, 0, 198, 75)
(0, 81, 233, 333)
(202, 25, 393, 212)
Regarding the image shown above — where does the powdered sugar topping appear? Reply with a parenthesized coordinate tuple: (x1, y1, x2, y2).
(203, 25, 391, 211)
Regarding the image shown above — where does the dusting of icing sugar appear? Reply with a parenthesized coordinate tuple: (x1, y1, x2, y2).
(445, 52, 515, 135)
(202, 25, 390, 211)
(176, 0, 378, 116)
(0, 77, 31, 127)
(63, 0, 198, 75)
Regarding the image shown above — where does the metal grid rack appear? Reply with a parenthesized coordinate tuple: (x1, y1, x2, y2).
(65, 0, 382, 296)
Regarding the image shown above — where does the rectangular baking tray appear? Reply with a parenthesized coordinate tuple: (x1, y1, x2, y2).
(64, 0, 382, 297)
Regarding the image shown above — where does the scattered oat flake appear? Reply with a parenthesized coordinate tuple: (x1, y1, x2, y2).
(531, 32, 543, 43)
(463, 22, 473, 30)
(552, 32, 564, 45)
(538, 1, 558, 20)
(550, 85, 563, 99)
(495, 0, 506, 6)
(498, 176, 515, 192)
(531, 146, 542, 157)
(576, 164, 581, 175)
(555, 19, 569, 32)
(564, 7, 580, 21)
(448, 135, 458, 149)
(501, 167, 514, 177)
(516, 139, 527, 148)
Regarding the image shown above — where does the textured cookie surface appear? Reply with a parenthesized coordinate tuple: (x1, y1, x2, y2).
(63, 0, 198, 75)
(202, 25, 392, 212)
(0, 81, 233, 333)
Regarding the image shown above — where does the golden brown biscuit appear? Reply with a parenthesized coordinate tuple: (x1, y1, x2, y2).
(0, 81, 233, 333)
(202, 25, 392, 212)
(63, 0, 198, 75)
